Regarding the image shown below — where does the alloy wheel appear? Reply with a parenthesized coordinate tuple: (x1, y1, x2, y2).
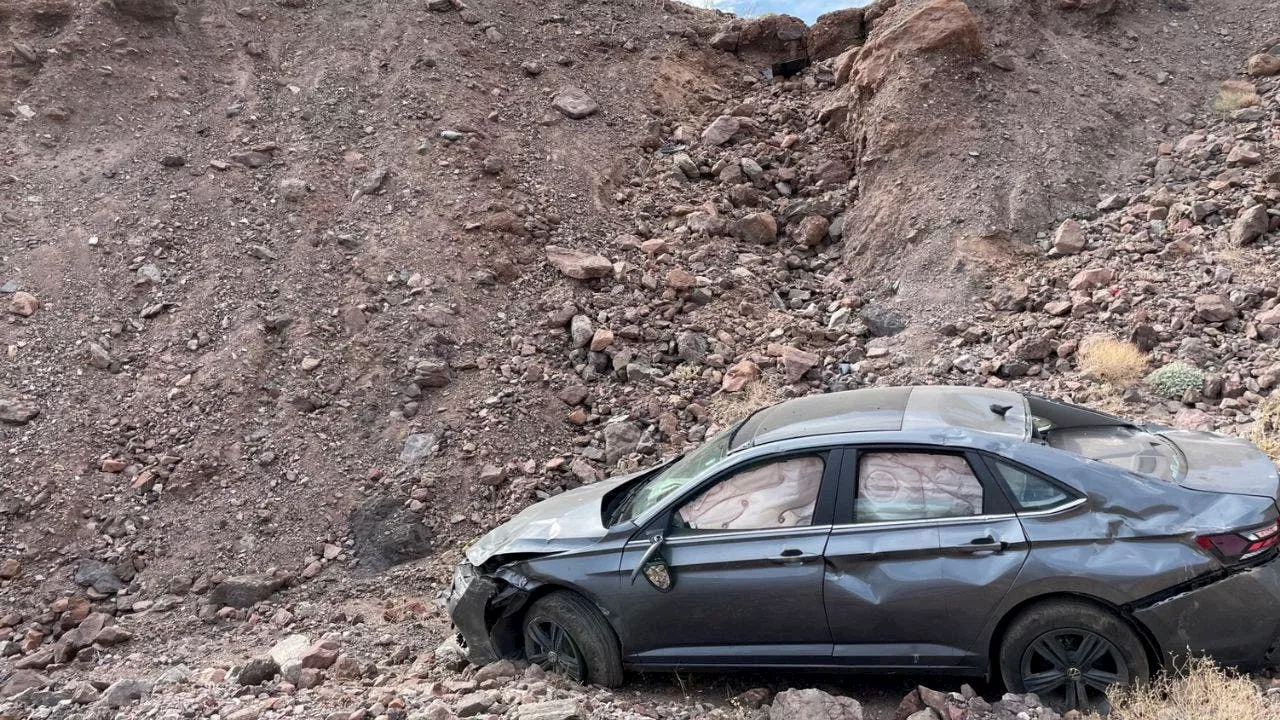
(1019, 628, 1130, 711)
(525, 618, 585, 681)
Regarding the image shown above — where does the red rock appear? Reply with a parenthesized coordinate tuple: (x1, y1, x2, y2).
(0, 559, 19, 579)
(665, 268, 696, 290)
(100, 458, 127, 473)
(93, 626, 133, 646)
(781, 347, 820, 383)
(722, 359, 761, 392)
(735, 212, 777, 244)
(301, 641, 340, 670)
(589, 328, 615, 352)
(839, 0, 983, 92)
(795, 216, 830, 246)
(8, 291, 39, 317)
(1246, 53, 1280, 77)
(544, 246, 611, 280)
(1068, 267, 1114, 290)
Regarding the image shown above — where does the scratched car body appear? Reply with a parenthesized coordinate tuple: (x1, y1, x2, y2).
(447, 386, 1280, 710)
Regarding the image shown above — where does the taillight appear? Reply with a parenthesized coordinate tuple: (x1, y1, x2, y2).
(1196, 520, 1280, 562)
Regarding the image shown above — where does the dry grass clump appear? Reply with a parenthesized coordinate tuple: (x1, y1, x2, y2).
(1095, 657, 1276, 720)
(708, 382, 779, 425)
(1249, 393, 1280, 460)
(1076, 335, 1148, 386)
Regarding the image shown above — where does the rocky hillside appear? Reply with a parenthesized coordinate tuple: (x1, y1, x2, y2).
(2, 0, 1280, 717)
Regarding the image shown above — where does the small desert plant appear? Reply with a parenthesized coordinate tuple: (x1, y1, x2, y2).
(708, 381, 779, 425)
(1145, 361, 1206, 399)
(1249, 393, 1280, 460)
(1094, 656, 1275, 720)
(1077, 336, 1148, 386)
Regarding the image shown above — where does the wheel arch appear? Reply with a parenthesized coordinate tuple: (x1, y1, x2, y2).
(987, 592, 1163, 678)
(488, 580, 624, 661)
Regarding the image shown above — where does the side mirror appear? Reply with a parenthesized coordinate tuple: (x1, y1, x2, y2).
(629, 533, 673, 592)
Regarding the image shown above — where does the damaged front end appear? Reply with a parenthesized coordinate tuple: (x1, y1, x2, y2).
(445, 559, 539, 665)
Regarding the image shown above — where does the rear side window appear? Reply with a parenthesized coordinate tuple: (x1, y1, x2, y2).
(856, 452, 983, 523)
(990, 460, 1073, 511)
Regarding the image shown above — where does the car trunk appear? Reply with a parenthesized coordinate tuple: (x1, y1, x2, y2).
(1157, 429, 1280, 501)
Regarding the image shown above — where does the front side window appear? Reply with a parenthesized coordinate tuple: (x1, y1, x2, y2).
(674, 455, 825, 532)
(990, 459, 1074, 511)
(856, 452, 983, 523)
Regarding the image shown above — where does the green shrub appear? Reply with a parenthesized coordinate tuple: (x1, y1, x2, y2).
(1145, 361, 1205, 399)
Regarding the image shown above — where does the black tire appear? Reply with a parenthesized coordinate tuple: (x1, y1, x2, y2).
(998, 600, 1150, 713)
(522, 590, 623, 688)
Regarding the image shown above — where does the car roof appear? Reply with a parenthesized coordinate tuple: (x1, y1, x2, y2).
(729, 385, 1032, 452)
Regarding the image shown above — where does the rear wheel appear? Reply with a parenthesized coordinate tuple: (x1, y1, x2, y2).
(522, 591, 623, 687)
(999, 600, 1150, 713)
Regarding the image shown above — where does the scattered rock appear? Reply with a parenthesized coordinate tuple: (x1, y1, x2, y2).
(1246, 53, 1280, 77)
(604, 420, 642, 464)
(99, 679, 151, 708)
(1052, 219, 1086, 254)
(0, 398, 39, 425)
(74, 559, 124, 594)
(349, 495, 433, 570)
(209, 573, 284, 609)
(769, 688, 863, 720)
(237, 657, 280, 686)
(1195, 295, 1237, 323)
(545, 246, 612, 280)
(1231, 204, 1270, 246)
(701, 115, 741, 146)
(517, 699, 582, 720)
(8, 291, 39, 316)
(551, 86, 599, 119)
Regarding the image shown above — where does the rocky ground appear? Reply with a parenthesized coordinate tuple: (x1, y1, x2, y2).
(4, 0, 1280, 718)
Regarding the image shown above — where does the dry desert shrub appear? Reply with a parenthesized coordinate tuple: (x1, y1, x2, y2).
(1077, 335, 1148, 386)
(1249, 393, 1280, 460)
(1096, 657, 1276, 720)
(708, 381, 779, 425)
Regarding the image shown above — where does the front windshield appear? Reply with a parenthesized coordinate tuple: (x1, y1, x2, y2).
(613, 426, 734, 524)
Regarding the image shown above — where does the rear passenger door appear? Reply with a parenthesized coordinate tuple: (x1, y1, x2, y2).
(823, 446, 1029, 670)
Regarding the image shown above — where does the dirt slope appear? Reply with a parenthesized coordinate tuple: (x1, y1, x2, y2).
(2, 0, 1280, 716)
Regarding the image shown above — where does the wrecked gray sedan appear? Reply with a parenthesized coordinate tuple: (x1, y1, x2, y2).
(447, 386, 1280, 710)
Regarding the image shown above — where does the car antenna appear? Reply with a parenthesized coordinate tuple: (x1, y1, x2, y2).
(990, 404, 1013, 418)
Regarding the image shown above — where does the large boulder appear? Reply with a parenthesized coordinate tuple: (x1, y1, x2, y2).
(836, 0, 983, 92)
(349, 495, 433, 571)
(735, 14, 809, 66)
(808, 7, 865, 62)
(603, 421, 642, 464)
(769, 688, 863, 720)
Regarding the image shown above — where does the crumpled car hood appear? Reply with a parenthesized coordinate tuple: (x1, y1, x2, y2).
(465, 475, 631, 567)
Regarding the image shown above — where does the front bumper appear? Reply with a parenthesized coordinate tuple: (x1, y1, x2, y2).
(446, 561, 503, 665)
(1133, 554, 1280, 669)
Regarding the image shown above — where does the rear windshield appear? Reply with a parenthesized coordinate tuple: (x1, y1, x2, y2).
(1044, 426, 1185, 482)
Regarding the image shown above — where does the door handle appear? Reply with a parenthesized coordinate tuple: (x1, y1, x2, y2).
(962, 536, 1007, 553)
(770, 548, 819, 565)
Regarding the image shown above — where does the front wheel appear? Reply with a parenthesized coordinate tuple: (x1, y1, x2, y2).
(998, 600, 1150, 712)
(522, 590, 623, 687)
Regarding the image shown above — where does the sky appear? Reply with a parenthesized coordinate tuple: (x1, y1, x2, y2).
(682, 0, 872, 24)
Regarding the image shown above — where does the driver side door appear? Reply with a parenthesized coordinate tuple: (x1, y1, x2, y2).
(613, 448, 842, 668)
